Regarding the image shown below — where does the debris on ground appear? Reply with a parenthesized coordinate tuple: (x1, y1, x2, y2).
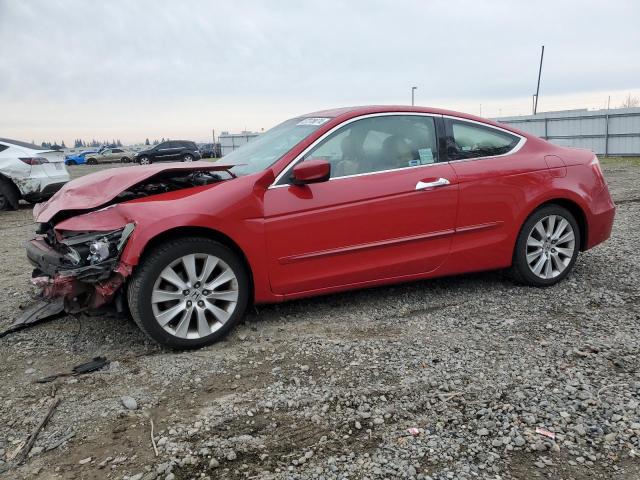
(35, 356, 109, 383)
(15, 397, 61, 466)
(535, 427, 556, 439)
(0, 298, 64, 339)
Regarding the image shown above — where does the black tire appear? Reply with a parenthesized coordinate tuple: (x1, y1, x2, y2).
(182, 154, 194, 162)
(66, 160, 77, 166)
(127, 237, 249, 349)
(510, 204, 580, 287)
(0, 177, 20, 211)
(86, 158, 97, 165)
(138, 156, 151, 165)
(120, 157, 130, 163)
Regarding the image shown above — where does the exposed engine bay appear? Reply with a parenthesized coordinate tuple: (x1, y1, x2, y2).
(113, 170, 226, 203)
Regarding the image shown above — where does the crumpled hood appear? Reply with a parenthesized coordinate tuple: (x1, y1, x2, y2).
(34, 161, 237, 223)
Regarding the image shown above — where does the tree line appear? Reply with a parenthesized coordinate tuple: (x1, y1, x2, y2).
(38, 139, 124, 149)
(38, 137, 176, 150)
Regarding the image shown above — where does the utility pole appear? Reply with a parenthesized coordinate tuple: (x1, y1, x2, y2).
(411, 86, 417, 106)
(533, 45, 544, 115)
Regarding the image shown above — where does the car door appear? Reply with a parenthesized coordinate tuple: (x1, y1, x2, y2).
(163, 142, 178, 161)
(154, 142, 174, 161)
(263, 113, 458, 296)
(99, 149, 112, 163)
(111, 148, 123, 161)
(443, 116, 547, 272)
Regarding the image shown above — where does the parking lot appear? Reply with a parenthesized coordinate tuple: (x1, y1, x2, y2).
(0, 159, 639, 479)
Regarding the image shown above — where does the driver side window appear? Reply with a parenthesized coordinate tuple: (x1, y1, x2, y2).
(296, 115, 439, 180)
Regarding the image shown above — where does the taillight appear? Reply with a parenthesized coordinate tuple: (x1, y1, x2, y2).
(19, 157, 49, 165)
(590, 156, 605, 187)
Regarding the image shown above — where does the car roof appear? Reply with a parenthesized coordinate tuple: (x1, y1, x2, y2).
(298, 105, 527, 136)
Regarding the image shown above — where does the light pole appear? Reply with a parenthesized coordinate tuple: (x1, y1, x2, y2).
(411, 86, 417, 106)
(533, 45, 544, 115)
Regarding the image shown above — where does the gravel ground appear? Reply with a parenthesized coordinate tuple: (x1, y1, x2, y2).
(0, 161, 639, 480)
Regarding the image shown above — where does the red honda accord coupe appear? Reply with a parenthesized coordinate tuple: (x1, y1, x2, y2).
(27, 106, 615, 348)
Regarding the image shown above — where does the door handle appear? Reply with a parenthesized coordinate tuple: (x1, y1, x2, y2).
(416, 178, 450, 190)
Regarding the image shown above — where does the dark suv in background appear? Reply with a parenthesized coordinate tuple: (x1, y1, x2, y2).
(133, 140, 201, 164)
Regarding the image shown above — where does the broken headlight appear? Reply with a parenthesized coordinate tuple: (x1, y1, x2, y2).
(60, 223, 135, 268)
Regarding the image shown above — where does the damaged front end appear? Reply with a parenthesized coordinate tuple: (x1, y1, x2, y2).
(26, 222, 135, 312)
(6, 162, 237, 336)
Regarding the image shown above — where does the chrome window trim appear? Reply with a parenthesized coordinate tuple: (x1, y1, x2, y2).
(443, 115, 527, 162)
(268, 112, 528, 189)
(270, 112, 442, 188)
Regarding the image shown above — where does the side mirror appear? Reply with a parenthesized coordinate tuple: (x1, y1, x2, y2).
(290, 159, 331, 186)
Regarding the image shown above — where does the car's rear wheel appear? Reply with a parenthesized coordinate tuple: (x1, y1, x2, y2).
(66, 160, 77, 166)
(0, 177, 20, 211)
(138, 156, 151, 165)
(86, 158, 97, 165)
(510, 205, 580, 286)
(182, 154, 194, 162)
(127, 238, 249, 348)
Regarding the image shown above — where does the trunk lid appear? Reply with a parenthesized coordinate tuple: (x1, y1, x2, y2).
(39, 150, 67, 177)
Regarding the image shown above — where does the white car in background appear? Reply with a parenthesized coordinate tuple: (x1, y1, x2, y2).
(0, 138, 70, 211)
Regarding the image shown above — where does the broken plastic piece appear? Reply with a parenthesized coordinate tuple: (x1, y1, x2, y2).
(0, 298, 64, 339)
(407, 427, 420, 436)
(36, 356, 109, 383)
(535, 427, 556, 439)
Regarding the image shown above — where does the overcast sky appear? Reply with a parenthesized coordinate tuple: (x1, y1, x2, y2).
(1, 0, 639, 144)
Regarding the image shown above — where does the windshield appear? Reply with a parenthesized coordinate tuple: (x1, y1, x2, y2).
(224, 117, 331, 176)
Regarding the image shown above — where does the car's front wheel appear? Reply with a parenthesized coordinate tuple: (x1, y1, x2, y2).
(182, 154, 194, 162)
(138, 156, 151, 165)
(127, 238, 249, 348)
(510, 205, 580, 286)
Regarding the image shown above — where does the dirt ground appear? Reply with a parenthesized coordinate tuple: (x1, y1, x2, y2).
(0, 160, 639, 480)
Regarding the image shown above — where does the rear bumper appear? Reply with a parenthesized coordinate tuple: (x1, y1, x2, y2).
(23, 181, 66, 202)
(22, 181, 67, 202)
(586, 204, 615, 250)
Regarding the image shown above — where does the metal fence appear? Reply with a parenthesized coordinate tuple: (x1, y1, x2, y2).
(219, 132, 259, 156)
(495, 107, 640, 156)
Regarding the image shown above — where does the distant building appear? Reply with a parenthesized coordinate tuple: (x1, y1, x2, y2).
(219, 131, 259, 156)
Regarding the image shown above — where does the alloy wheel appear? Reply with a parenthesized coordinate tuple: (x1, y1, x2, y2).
(151, 253, 239, 339)
(526, 214, 576, 279)
(183, 155, 193, 162)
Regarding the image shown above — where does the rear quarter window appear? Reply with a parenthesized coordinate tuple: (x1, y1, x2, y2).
(448, 120, 520, 160)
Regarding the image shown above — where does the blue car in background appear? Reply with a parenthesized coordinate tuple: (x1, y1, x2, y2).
(64, 150, 98, 165)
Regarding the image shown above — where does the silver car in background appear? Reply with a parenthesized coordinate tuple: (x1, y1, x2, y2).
(85, 147, 135, 164)
(0, 138, 69, 210)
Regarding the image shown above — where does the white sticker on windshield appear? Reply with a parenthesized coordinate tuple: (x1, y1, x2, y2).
(297, 117, 330, 126)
